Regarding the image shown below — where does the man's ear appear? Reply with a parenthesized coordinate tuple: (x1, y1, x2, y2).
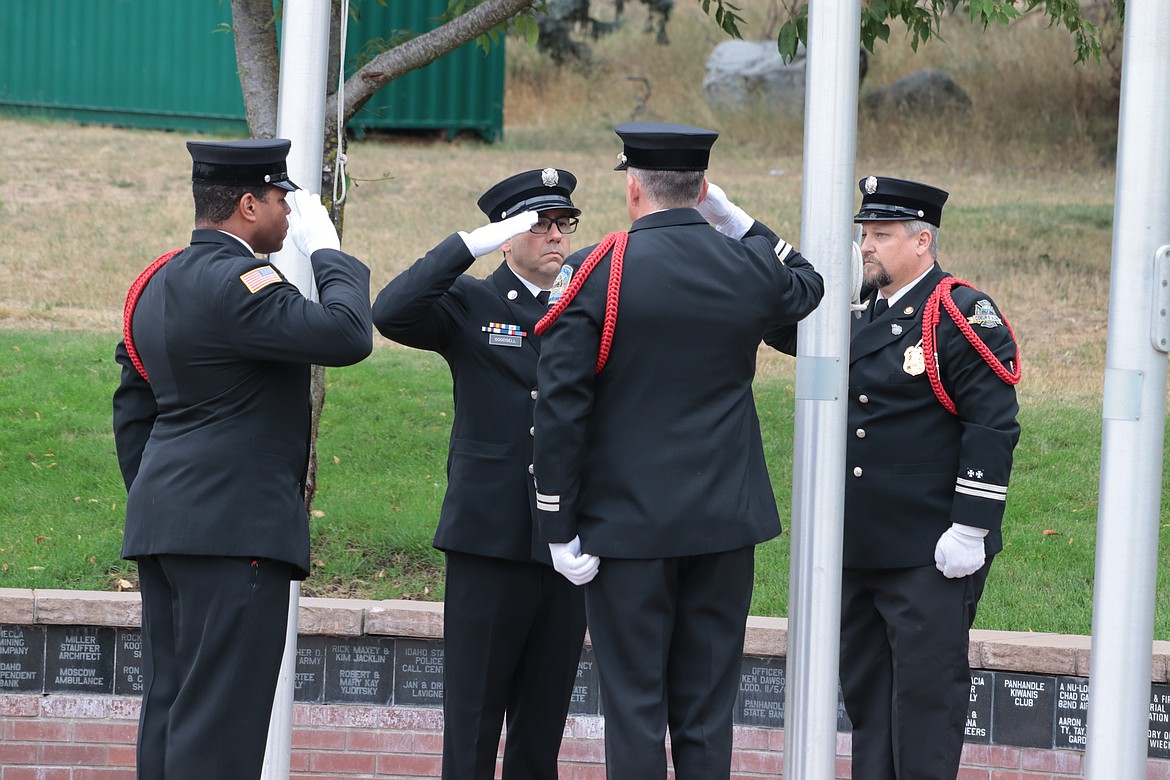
(698, 176, 709, 204)
(238, 192, 260, 224)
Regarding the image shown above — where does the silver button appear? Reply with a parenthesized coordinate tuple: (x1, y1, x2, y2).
(529, 427, 535, 436)
(508, 290, 519, 300)
(858, 394, 869, 404)
(853, 467, 863, 477)
(528, 464, 534, 475)
(530, 389, 538, 400)
(855, 429, 866, 438)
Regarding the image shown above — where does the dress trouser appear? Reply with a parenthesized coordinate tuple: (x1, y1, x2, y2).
(583, 546, 756, 780)
(441, 551, 587, 780)
(839, 559, 992, 780)
(135, 554, 293, 780)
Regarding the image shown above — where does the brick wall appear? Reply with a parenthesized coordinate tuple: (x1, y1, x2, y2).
(3, 588, 1170, 780)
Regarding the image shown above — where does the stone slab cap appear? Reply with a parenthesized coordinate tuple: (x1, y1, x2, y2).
(0, 589, 35, 624)
(744, 615, 788, 657)
(364, 600, 444, 639)
(971, 629, 1091, 676)
(297, 597, 369, 636)
(34, 589, 141, 628)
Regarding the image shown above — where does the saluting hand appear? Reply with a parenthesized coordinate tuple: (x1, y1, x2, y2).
(697, 182, 754, 240)
(548, 536, 600, 586)
(458, 211, 540, 258)
(287, 189, 341, 256)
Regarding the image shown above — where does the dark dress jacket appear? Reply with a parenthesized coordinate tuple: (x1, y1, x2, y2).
(113, 230, 373, 578)
(532, 209, 825, 557)
(371, 233, 554, 564)
(767, 263, 1020, 568)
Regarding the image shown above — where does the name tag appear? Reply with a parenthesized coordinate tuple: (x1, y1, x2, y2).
(489, 334, 523, 348)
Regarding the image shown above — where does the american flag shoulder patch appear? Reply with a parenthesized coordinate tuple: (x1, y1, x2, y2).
(240, 265, 282, 294)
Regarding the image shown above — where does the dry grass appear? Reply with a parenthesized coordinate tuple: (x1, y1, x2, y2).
(0, 3, 1119, 405)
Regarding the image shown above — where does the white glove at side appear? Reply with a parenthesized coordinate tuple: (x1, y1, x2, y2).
(458, 211, 539, 257)
(287, 189, 341, 256)
(934, 523, 988, 578)
(548, 535, 600, 586)
(696, 182, 754, 240)
(849, 241, 866, 313)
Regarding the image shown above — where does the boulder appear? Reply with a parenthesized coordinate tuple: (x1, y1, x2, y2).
(863, 69, 972, 115)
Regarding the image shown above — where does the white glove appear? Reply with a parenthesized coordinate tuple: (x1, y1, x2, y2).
(696, 182, 754, 240)
(458, 211, 540, 257)
(849, 241, 866, 313)
(286, 189, 341, 256)
(934, 523, 988, 578)
(548, 535, 600, 586)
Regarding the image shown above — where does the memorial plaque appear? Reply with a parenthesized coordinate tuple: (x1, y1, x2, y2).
(837, 681, 852, 733)
(114, 629, 144, 696)
(1053, 676, 1089, 751)
(992, 671, 1055, 748)
(0, 624, 45, 693)
(1150, 684, 1170, 760)
(324, 636, 394, 705)
(294, 635, 326, 704)
(44, 625, 114, 694)
(964, 670, 993, 744)
(393, 638, 444, 707)
(568, 648, 600, 716)
(737, 656, 785, 728)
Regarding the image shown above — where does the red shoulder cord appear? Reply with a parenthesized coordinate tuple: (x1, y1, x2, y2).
(534, 231, 628, 374)
(921, 277, 1022, 414)
(122, 249, 183, 382)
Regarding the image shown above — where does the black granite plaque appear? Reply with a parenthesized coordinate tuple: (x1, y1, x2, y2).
(964, 670, 993, 743)
(992, 671, 1055, 748)
(837, 680, 852, 732)
(44, 625, 114, 694)
(1053, 676, 1089, 751)
(324, 636, 394, 705)
(294, 635, 326, 704)
(737, 656, 785, 728)
(393, 638, 444, 707)
(0, 625, 45, 693)
(1149, 684, 1170, 759)
(568, 648, 600, 716)
(113, 629, 143, 696)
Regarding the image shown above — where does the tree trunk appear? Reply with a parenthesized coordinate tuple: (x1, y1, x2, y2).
(230, 0, 281, 138)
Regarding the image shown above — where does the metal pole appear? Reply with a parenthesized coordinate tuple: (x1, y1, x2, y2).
(784, 0, 861, 777)
(1084, 0, 1170, 776)
(263, 1, 332, 777)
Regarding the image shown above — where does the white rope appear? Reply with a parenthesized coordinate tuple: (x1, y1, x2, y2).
(332, 0, 350, 207)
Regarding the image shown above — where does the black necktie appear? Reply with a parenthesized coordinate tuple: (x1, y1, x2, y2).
(872, 297, 888, 319)
(537, 290, 550, 306)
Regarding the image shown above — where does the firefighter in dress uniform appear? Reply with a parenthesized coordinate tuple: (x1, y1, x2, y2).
(532, 122, 824, 780)
(371, 169, 587, 780)
(765, 176, 1021, 780)
(112, 138, 373, 780)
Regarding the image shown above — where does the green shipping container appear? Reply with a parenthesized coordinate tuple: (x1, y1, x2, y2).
(0, 0, 504, 141)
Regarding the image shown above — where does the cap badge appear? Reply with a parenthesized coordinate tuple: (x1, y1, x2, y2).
(541, 168, 559, 187)
(864, 176, 878, 194)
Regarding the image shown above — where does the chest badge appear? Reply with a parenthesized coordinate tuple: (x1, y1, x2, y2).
(903, 340, 925, 376)
(891, 323, 903, 336)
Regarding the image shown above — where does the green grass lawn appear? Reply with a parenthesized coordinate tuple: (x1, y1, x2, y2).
(1, 328, 1167, 638)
